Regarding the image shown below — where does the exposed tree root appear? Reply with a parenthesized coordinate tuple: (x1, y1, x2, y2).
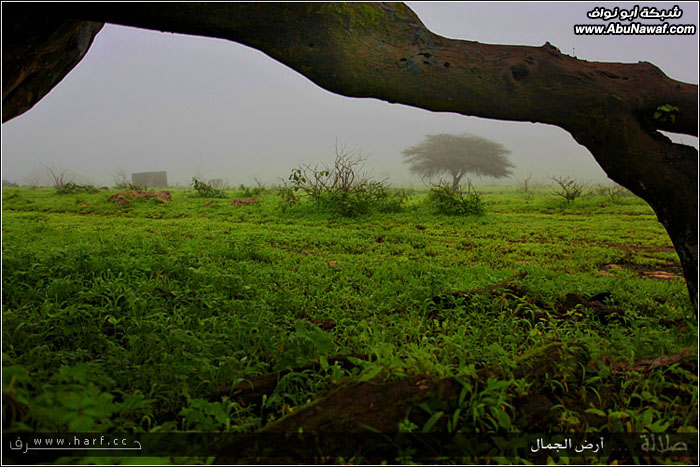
(215, 342, 589, 461)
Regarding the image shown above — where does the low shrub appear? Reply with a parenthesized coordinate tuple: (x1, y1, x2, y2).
(550, 176, 588, 203)
(288, 144, 410, 217)
(55, 183, 100, 195)
(240, 184, 267, 198)
(600, 184, 634, 204)
(192, 178, 226, 198)
(379, 188, 414, 213)
(277, 181, 300, 212)
(427, 183, 484, 216)
(320, 183, 389, 217)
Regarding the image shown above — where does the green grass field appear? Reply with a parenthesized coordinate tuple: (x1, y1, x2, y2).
(2, 185, 697, 464)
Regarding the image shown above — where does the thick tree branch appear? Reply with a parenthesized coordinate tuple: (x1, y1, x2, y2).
(2, 7, 103, 122)
(42, 2, 696, 136)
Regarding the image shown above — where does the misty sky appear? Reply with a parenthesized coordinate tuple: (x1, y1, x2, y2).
(2, 2, 698, 187)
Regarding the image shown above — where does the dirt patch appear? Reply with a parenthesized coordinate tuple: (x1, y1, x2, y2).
(642, 271, 682, 280)
(627, 244, 677, 254)
(505, 234, 550, 244)
(560, 211, 593, 216)
(108, 190, 172, 206)
(658, 317, 689, 330)
(601, 347, 695, 375)
(232, 197, 259, 206)
(556, 238, 678, 258)
(308, 319, 336, 331)
(598, 241, 677, 256)
(619, 211, 654, 216)
(554, 292, 625, 320)
(152, 270, 174, 281)
(600, 261, 683, 279)
(508, 236, 678, 259)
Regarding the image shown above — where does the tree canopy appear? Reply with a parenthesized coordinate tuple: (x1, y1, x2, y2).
(403, 133, 514, 191)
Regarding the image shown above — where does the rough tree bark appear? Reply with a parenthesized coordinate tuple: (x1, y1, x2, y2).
(1, 9, 103, 122)
(2, 3, 697, 310)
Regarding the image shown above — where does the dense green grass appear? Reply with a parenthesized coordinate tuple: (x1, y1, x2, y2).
(2, 185, 696, 463)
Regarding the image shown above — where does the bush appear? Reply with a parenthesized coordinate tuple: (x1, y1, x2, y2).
(427, 183, 484, 216)
(55, 182, 99, 195)
(320, 182, 393, 217)
(277, 181, 300, 212)
(288, 143, 409, 217)
(599, 184, 633, 204)
(240, 177, 267, 197)
(550, 176, 588, 203)
(239, 184, 266, 198)
(191, 178, 226, 198)
(379, 188, 414, 213)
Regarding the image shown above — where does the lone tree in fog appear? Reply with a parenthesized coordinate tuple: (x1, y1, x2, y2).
(402, 133, 514, 191)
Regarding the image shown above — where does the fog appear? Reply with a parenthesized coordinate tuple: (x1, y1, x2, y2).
(2, 2, 698, 188)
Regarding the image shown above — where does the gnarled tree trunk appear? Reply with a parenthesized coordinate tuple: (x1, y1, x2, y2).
(2, 2, 697, 310)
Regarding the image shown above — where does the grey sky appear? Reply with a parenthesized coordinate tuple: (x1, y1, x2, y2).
(2, 2, 698, 187)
